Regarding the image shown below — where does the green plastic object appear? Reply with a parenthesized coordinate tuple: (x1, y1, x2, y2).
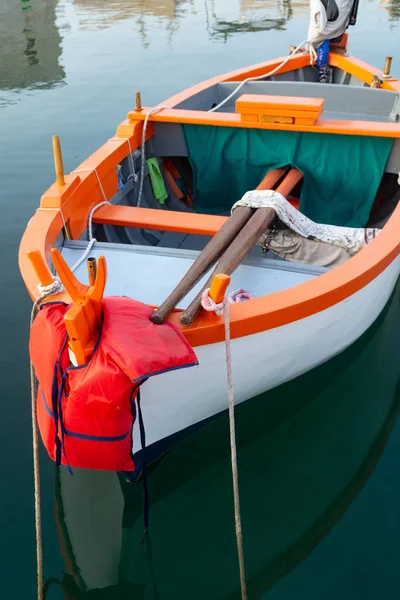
(146, 158, 168, 204)
(182, 125, 393, 227)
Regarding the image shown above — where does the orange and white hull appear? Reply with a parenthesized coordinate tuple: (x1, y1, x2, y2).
(134, 254, 400, 450)
(19, 45, 400, 458)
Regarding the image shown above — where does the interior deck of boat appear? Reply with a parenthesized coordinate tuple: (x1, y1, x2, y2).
(55, 63, 400, 305)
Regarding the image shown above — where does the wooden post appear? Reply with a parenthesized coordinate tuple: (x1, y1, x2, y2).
(52, 135, 65, 187)
(135, 91, 142, 112)
(383, 56, 392, 78)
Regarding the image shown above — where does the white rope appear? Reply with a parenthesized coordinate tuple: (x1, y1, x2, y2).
(73, 167, 108, 203)
(37, 207, 67, 231)
(209, 41, 317, 113)
(69, 199, 110, 272)
(119, 43, 318, 207)
(37, 276, 63, 297)
(201, 288, 247, 600)
(37, 207, 70, 239)
(126, 137, 138, 182)
(109, 137, 138, 182)
(69, 167, 112, 273)
(137, 106, 169, 207)
(69, 237, 96, 274)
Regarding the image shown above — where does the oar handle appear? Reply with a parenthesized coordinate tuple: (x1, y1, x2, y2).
(180, 208, 275, 327)
(180, 168, 303, 327)
(150, 167, 287, 325)
(150, 207, 253, 324)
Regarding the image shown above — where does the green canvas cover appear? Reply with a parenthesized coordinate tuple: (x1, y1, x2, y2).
(182, 125, 393, 227)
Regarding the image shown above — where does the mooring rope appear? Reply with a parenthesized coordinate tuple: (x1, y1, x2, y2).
(30, 277, 63, 600)
(201, 289, 248, 600)
(29, 165, 110, 600)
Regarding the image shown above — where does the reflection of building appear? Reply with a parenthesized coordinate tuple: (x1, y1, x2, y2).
(379, 0, 400, 21)
(209, 0, 309, 42)
(73, 0, 190, 28)
(0, 0, 64, 91)
(240, 0, 309, 18)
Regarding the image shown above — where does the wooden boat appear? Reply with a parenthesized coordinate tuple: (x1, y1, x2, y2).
(19, 35, 400, 467)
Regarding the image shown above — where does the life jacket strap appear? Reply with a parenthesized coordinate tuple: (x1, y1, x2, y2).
(136, 388, 150, 543)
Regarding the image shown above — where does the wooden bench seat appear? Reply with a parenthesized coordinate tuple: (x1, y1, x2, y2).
(93, 205, 227, 236)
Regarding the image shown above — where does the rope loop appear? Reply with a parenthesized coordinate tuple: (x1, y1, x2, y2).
(201, 288, 254, 316)
(201, 288, 224, 316)
(37, 276, 63, 297)
(228, 288, 254, 303)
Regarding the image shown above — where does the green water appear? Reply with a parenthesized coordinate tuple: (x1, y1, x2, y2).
(1, 0, 400, 597)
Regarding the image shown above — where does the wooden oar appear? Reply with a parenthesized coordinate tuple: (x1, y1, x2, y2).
(180, 168, 303, 327)
(150, 167, 287, 324)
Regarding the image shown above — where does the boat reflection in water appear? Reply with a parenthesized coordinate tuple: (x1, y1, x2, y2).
(51, 283, 400, 599)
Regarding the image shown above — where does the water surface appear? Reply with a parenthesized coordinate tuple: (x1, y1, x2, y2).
(1, 0, 400, 597)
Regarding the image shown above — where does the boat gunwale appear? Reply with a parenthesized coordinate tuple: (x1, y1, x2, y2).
(161, 52, 400, 108)
(18, 53, 400, 348)
(125, 53, 400, 138)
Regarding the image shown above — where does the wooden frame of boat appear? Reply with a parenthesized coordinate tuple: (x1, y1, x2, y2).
(20, 47, 400, 453)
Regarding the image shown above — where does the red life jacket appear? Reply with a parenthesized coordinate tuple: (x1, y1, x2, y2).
(29, 296, 198, 472)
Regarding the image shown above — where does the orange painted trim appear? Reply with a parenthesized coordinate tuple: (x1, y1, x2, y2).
(93, 205, 227, 235)
(330, 54, 400, 92)
(128, 106, 400, 138)
(19, 208, 65, 301)
(172, 202, 400, 347)
(19, 121, 150, 301)
(19, 52, 400, 348)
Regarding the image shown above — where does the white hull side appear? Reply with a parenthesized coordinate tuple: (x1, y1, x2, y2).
(134, 256, 400, 450)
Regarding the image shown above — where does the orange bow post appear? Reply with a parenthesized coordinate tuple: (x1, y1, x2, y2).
(27, 248, 107, 366)
(51, 248, 106, 365)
